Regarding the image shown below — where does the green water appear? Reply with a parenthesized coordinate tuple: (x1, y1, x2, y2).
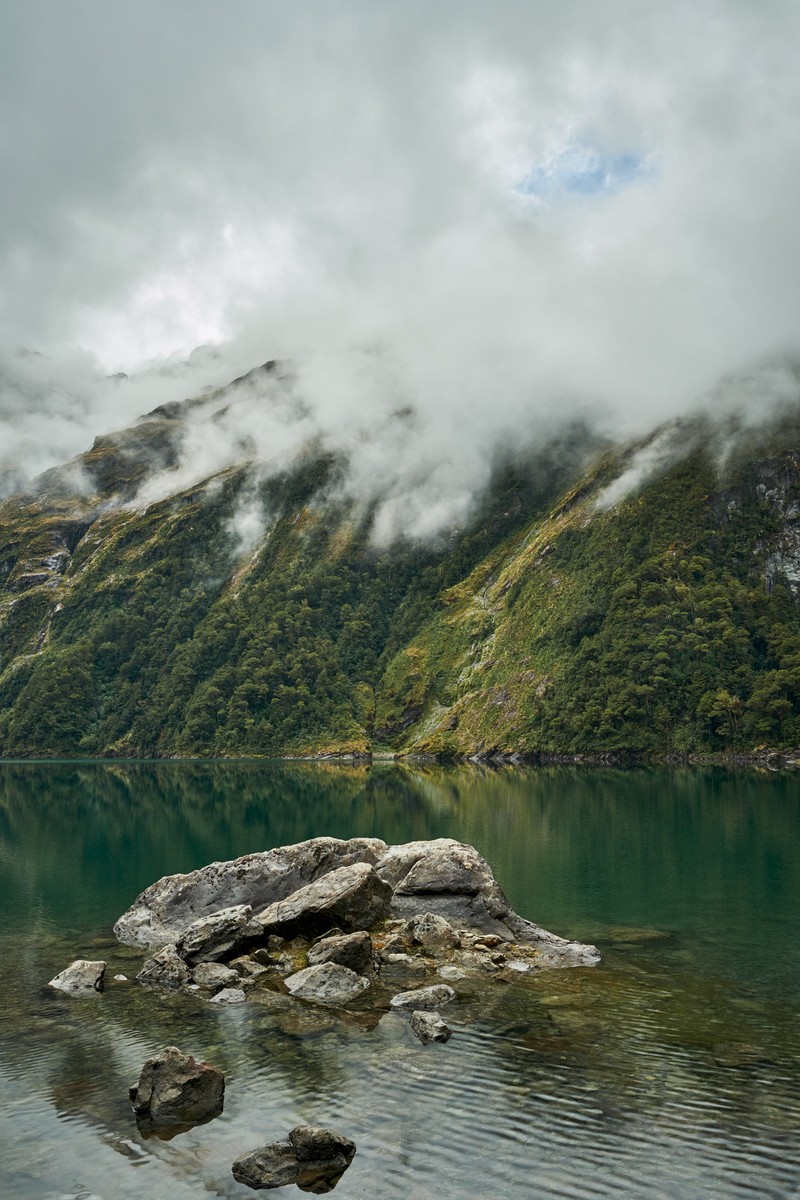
(0, 762, 798, 1199)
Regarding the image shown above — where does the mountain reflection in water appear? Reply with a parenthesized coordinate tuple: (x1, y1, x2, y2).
(0, 761, 798, 1199)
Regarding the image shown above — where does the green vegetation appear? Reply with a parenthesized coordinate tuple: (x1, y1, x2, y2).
(1, 407, 799, 760)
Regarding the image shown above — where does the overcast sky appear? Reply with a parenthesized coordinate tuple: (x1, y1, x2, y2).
(2, 1, 800, 524)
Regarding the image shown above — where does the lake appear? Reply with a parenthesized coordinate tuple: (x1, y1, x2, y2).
(0, 762, 798, 1199)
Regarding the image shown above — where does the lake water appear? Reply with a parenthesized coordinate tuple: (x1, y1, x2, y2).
(0, 762, 798, 1199)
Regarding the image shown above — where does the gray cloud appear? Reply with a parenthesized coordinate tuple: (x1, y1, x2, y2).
(2, 1, 800, 530)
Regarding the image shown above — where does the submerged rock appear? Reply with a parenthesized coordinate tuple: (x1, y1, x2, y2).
(48, 959, 105, 995)
(410, 1009, 452, 1044)
(129, 1045, 224, 1133)
(232, 1124, 356, 1192)
(285, 962, 371, 1006)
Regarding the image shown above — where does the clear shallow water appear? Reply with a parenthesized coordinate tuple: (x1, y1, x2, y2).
(0, 762, 798, 1199)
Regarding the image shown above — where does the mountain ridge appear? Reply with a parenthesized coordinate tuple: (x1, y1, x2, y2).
(2, 365, 800, 762)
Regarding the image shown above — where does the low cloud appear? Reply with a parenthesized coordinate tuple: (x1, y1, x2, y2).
(2, 2, 800, 537)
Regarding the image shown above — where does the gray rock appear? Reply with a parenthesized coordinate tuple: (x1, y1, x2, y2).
(404, 912, 459, 950)
(232, 1141, 299, 1190)
(410, 1010, 452, 1043)
(210, 987, 247, 1004)
(113, 835, 599, 973)
(229, 955, 272, 979)
(285, 961, 371, 1006)
(114, 837, 388, 947)
(256, 863, 392, 939)
(307, 930, 373, 974)
(48, 959, 105, 995)
(192, 961, 240, 989)
(232, 1124, 356, 1192)
(288, 1124, 357, 1162)
(390, 983, 456, 1010)
(137, 944, 190, 990)
(378, 839, 600, 966)
(129, 1046, 224, 1131)
(176, 905, 260, 965)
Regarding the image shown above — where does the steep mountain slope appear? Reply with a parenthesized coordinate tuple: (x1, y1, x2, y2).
(1, 370, 799, 760)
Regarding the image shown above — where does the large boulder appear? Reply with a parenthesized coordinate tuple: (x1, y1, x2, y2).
(175, 904, 261, 964)
(48, 959, 105, 995)
(380, 839, 600, 966)
(129, 1046, 224, 1132)
(113, 835, 599, 974)
(255, 863, 392, 939)
(114, 837, 388, 947)
(232, 1124, 356, 1192)
(285, 962, 371, 1006)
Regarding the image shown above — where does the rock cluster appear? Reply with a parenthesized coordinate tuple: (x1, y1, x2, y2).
(52, 839, 598, 1048)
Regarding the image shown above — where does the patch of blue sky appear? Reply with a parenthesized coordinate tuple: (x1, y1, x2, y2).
(518, 145, 654, 200)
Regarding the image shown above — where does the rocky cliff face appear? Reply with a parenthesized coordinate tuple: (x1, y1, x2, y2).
(1, 370, 799, 759)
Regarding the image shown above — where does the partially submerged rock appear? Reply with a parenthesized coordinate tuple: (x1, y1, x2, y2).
(137, 944, 190, 990)
(192, 961, 241, 990)
(48, 959, 105, 995)
(111, 836, 599, 1017)
(232, 1124, 356, 1192)
(285, 962, 371, 1007)
(129, 1045, 224, 1134)
(210, 986, 247, 1004)
(390, 983, 456, 1010)
(410, 1010, 452, 1044)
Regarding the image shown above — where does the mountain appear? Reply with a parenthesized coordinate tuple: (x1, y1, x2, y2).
(1, 365, 800, 761)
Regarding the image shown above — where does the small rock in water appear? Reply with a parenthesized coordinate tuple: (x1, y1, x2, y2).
(232, 1124, 356, 1192)
(129, 1045, 224, 1134)
(410, 1009, 452, 1044)
(210, 986, 247, 1004)
(137, 944, 190, 990)
(390, 983, 456, 1010)
(48, 959, 105, 995)
(285, 961, 370, 1006)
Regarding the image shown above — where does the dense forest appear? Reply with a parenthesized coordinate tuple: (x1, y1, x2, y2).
(1, 374, 799, 761)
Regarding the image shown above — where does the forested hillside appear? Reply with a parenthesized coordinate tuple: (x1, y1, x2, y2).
(1, 372, 799, 760)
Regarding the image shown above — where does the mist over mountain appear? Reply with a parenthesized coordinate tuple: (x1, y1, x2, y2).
(3, 2, 800, 541)
(2, 5, 800, 760)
